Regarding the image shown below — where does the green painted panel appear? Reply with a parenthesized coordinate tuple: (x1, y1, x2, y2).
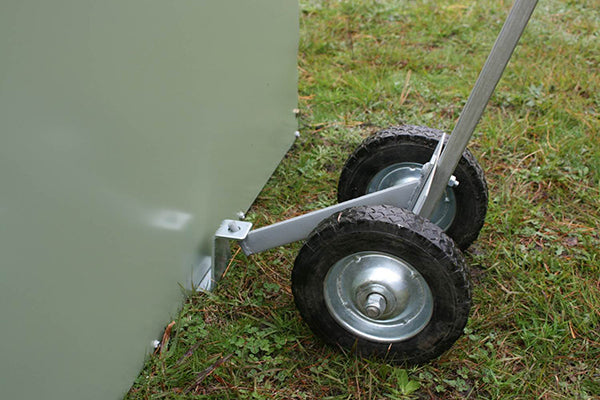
(0, 1, 298, 399)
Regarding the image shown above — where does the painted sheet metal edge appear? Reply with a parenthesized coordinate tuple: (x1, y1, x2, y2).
(0, 1, 298, 399)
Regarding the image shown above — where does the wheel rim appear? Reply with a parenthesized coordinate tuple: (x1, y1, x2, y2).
(366, 162, 456, 230)
(323, 251, 433, 342)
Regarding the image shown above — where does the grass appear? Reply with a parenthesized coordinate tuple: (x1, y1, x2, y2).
(126, 0, 600, 398)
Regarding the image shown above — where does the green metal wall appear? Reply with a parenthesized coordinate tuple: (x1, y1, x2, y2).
(0, 1, 298, 398)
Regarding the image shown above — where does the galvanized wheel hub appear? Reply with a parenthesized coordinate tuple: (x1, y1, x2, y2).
(324, 251, 433, 342)
(367, 162, 457, 230)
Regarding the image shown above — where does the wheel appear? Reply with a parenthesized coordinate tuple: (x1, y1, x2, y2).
(337, 125, 488, 250)
(292, 205, 471, 364)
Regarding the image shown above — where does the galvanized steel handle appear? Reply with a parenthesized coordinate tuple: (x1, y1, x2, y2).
(417, 0, 539, 219)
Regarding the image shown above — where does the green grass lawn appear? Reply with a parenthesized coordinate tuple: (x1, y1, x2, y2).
(126, 0, 599, 398)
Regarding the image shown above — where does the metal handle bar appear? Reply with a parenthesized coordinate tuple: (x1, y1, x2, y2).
(416, 0, 538, 218)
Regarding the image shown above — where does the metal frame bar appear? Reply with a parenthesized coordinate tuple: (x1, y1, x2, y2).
(240, 179, 419, 255)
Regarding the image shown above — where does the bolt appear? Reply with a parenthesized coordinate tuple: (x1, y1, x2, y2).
(294, 131, 300, 138)
(364, 293, 387, 319)
(448, 175, 460, 187)
(420, 163, 431, 177)
(236, 211, 246, 220)
(228, 221, 240, 233)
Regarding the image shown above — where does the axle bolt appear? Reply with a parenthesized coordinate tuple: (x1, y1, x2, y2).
(364, 293, 387, 319)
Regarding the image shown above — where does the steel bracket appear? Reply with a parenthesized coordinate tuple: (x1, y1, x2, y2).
(196, 219, 253, 292)
(409, 132, 446, 214)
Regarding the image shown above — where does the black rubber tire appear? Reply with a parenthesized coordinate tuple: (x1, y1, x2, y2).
(292, 205, 471, 364)
(337, 125, 488, 250)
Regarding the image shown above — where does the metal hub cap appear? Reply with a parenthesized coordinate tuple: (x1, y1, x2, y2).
(367, 162, 457, 230)
(324, 251, 433, 342)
